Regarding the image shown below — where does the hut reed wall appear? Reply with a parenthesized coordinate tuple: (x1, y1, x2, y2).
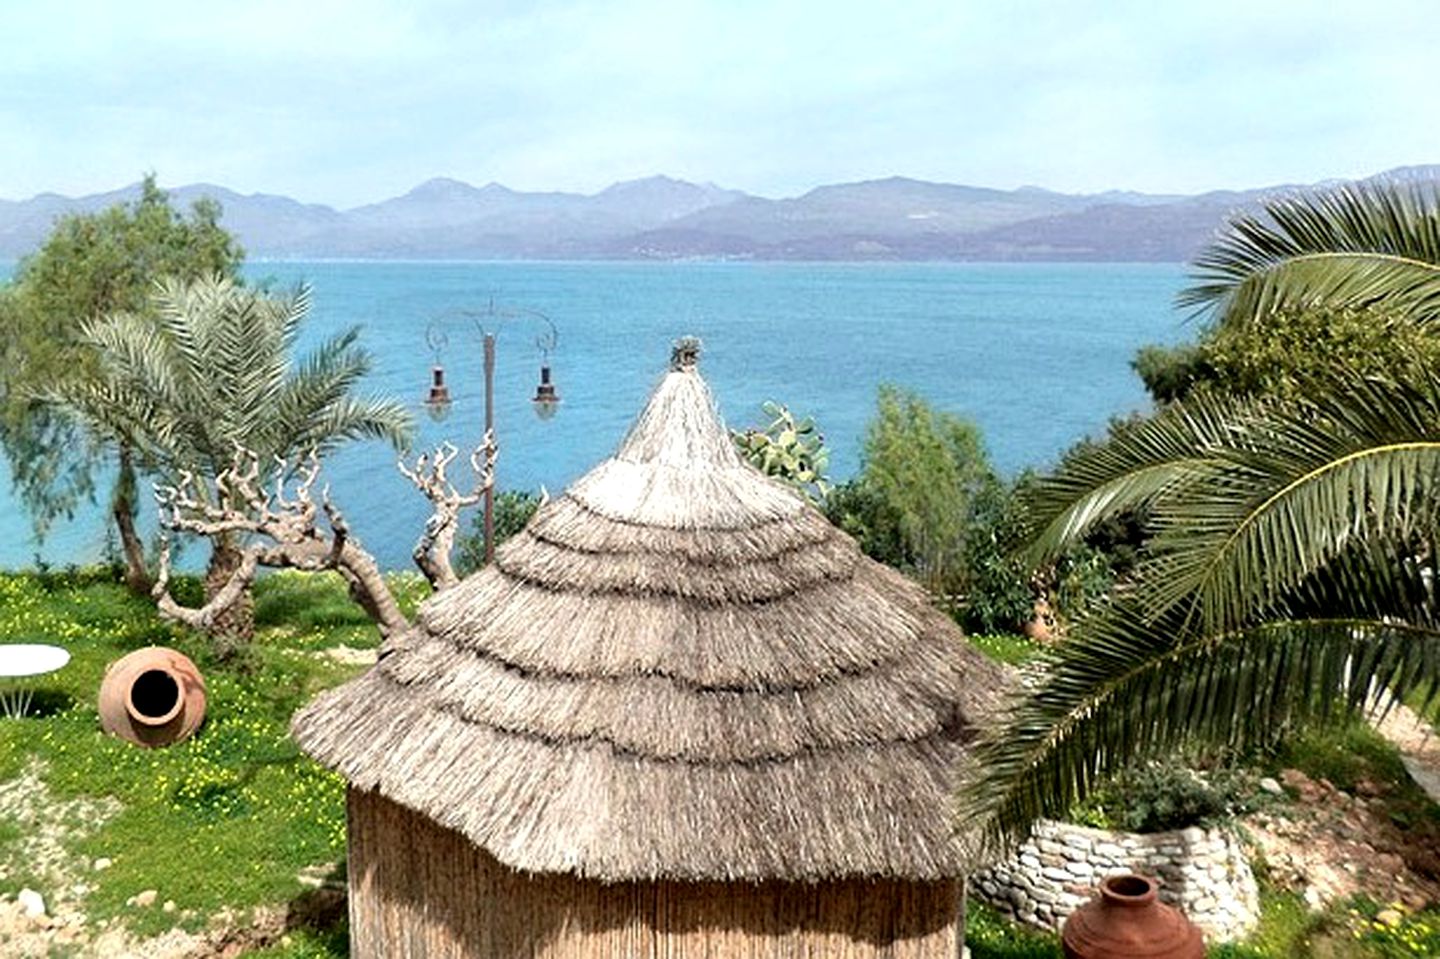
(348, 789, 964, 959)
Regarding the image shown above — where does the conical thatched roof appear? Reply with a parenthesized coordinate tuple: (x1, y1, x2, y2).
(293, 341, 1008, 883)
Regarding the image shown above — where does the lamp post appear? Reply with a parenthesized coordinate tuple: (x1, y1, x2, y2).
(425, 302, 560, 564)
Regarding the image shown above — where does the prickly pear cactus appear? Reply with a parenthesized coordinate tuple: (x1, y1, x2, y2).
(732, 401, 832, 503)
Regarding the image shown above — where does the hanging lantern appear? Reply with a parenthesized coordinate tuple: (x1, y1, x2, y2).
(425, 366, 452, 421)
(532, 362, 560, 420)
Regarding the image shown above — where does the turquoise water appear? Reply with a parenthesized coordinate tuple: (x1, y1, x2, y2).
(0, 261, 1190, 570)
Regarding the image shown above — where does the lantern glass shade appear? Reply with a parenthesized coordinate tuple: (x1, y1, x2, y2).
(425, 365, 453, 421)
(532, 364, 560, 420)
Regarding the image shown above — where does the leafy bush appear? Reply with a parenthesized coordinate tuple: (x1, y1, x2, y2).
(455, 489, 543, 575)
(820, 386, 1034, 633)
(957, 475, 1036, 634)
(1134, 304, 1440, 406)
(824, 478, 910, 569)
(1069, 759, 1259, 833)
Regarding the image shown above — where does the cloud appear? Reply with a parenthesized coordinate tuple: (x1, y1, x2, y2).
(1, 0, 1437, 204)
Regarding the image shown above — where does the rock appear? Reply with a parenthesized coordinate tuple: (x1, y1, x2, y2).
(1374, 853, 1407, 874)
(1281, 768, 1313, 790)
(93, 857, 112, 871)
(1259, 776, 1283, 795)
(17, 888, 45, 918)
(131, 889, 158, 908)
(1355, 778, 1387, 798)
(163, 899, 176, 913)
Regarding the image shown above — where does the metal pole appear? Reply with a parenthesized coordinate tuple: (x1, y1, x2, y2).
(483, 332, 497, 565)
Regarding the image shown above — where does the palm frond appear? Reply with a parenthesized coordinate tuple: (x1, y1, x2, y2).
(979, 366, 1440, 849)
(1138, 372, 1440, 632)
(49, 275, 413, 487)
(285, 394, 414, 456)
(962, 598, 1440, 850)
(1181, 180, 1440, 326)
(1019, 391, 1255, 563)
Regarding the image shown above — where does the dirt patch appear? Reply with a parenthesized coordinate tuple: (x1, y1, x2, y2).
(0, 760, 305, 958)
(316, 645, 376, 668)
(1372, 700, 1440, 805)
(0, 758, 120, 956)
(1243, 766, 1440, 912)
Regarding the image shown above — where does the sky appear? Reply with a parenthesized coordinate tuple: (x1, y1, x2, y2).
(2, 0, 1437, 209)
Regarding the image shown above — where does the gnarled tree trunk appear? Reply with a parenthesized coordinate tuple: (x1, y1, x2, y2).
(153, 444, 493, 645)
(204, 537, 255, 649)
(112, 444, 151, 595)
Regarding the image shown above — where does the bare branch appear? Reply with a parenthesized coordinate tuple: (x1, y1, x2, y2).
(400, 432, 496, 590)
(151, 445, 412, 639)
(151, 534, 260, 630)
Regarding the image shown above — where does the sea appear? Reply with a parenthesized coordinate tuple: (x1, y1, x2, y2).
(0, 260, 1191, 571)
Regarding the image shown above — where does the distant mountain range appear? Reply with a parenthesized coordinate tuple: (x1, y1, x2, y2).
(3, 167, 1437, 262)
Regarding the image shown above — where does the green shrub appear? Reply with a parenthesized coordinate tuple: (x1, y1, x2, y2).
(1070, 759, 1259, 833)
(455, 489, 542, 575)
(820, 387, 1033, 633)
(824, 478, 910, 569)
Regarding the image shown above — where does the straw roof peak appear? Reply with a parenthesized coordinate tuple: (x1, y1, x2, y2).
(670, 335, 702, 371)
(565, 338, 803, 530)
(294, 342, 1009, 884)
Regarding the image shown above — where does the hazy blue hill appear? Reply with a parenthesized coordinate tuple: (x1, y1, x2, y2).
(1, 165, 1435, 261)
(952, 199, 1246, 262)
(345, 178, 583, 229)
(168, 184, 342, 249)
(658, 175, 1095, 246)
(588, 175, 747, 227)
(0, 181, 343, 258)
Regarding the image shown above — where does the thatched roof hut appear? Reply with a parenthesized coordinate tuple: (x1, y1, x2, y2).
(293, 341, 1008, 958)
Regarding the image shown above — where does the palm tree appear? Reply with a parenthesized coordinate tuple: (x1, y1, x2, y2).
(50, 275, 413, 641)
(964, 179, 1440, 846)
(1181, 177, 1440, 329)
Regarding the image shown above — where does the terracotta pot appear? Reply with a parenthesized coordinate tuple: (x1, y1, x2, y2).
(1062, 874, 1204, 959)
(98, 647, 207, 747)
(1024, 596, 1056, 642)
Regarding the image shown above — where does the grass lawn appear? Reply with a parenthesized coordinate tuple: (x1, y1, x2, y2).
(2, 592, 1436, 957)
(0, 567, 424, 955)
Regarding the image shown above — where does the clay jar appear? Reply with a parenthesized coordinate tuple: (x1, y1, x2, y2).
(98, 647, 207, 747)
(1062, 874, 1204, 959)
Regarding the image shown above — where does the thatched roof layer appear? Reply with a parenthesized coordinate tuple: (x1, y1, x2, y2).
(293, 346, 1008, 882)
